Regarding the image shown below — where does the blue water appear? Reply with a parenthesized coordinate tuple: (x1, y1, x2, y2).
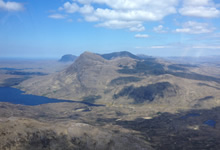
(0, 87, 102, 106)
(204, 120, 216, 127)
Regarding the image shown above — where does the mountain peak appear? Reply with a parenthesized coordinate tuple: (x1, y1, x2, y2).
(66, 51, 106, 74)
(79, 51, 100, 59)
(100, 51, 141, 60)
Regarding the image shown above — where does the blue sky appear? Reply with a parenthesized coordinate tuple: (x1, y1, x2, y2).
(0, 0, 220, 58)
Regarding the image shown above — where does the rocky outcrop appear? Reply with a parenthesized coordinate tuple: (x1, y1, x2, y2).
(0, 117, 153, 150)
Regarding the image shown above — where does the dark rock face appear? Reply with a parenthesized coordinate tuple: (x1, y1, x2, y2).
(115, 107, 220, 150)
(113, 82, 176, 103)
(117, 60, 165, 76)
(168, 64, 197, 71)
(167, 71, 220, 83)
(59, 54, 77, 62)
(109, 76, 143, 86)
(197, 83, 220, 90)
(168, 64, 187, 71)
(100, 51, 141, 60)
(117, 58, 220, 83)
(198, 96, 214, 101)
(82, 95, 102, 103)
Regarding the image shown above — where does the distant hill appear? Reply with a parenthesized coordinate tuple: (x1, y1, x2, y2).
(59, 54, 77, 62)
(165, 56, 220, 64)
(100, 51, 141, 60)
(137, 54, 155, 60)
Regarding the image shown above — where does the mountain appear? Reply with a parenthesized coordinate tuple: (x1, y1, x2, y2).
(100, 51, 141, 60)
(18, 51, 220, 112)
(3, 51, 220, 150)
(59, 54, 77, 62)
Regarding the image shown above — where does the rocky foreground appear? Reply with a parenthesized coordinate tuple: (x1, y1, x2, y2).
(0, 102, 220, 150)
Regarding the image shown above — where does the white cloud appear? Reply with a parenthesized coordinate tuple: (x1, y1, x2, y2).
(48, 14, 66, 19)
(175, 21, 215, 34)
(135, 34, 149, 38)
(182, 0, 213, 6)
(0, 0, 24, 11)
(59, 2, 79, 13)
(192, 45, 220, 49)
(79, 4, 94, 14)
(97, 20, 141, 29)
(150, 46, 170, 49)
(96, 20, 145, 32)
(92, 8, 172, 21)
(75, 0, 178, 11)
(129, 24, 145, 32)
(85, 15, 99, 22)
(179, 0, 220, 18)
(58, 0, 178, 31)
(179, 6, 220, 18)
(153, 25, 167, 33)
(136, 44, 220, 50)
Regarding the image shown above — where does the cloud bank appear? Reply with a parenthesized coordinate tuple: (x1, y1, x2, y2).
(175, 21, 215, 34)
(50, 0, 220, 35)
(0, 0, 24, 12)
(57, 0, 178, 31)
(179, 0, 220, 18)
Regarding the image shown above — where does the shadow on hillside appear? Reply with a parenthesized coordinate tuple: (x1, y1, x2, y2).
(96, 107, 220, 150)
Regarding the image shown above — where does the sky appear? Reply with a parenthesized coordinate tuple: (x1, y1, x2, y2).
(0, 0, 220, 58)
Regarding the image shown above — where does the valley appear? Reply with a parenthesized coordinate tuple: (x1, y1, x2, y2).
(0, 51, 220, 150)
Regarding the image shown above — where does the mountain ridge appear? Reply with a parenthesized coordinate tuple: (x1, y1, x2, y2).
(17, 51, 220, 112)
